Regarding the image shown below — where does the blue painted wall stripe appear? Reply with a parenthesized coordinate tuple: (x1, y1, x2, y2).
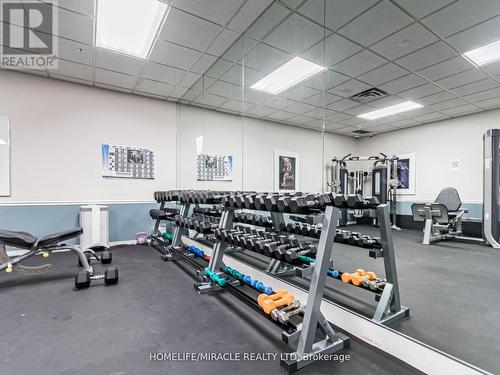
(0, 203, 158, 242)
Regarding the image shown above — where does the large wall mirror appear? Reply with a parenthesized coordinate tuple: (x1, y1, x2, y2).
(175, 1, 495, 373)
(0, 115, 10, 197)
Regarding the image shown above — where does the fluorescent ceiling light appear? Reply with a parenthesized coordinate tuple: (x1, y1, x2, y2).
(250, 57, 326, 95)
(358, 101, 423, 120)
(463, 39, 500, 66)
(0, 139, 6, 145)
(96, 0, 167, 58)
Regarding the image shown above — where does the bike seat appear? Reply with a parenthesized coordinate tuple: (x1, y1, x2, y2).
(0, 230, 38, 249)
(37, 227, 83, 248)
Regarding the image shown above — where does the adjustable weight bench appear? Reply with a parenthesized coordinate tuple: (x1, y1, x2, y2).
(411, 187, 483, 245)
(0, 227, 118, 289)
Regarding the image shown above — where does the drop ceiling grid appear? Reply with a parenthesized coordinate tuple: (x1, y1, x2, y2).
(186, 0, 500, 136)
(2, 0, 500, 137)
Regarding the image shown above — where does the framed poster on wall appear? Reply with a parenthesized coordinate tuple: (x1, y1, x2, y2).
(196, 153, 233, 181)
(392, 152, 416, 195)
(274, 149, 299, 192)
(102, 144, 155, 179)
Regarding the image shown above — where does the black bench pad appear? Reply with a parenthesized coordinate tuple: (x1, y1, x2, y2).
(0, 230, 38, 249)
(38, 227, 83, 248)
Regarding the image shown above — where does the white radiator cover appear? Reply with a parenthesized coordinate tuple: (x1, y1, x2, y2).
(79, 205, 109, 248)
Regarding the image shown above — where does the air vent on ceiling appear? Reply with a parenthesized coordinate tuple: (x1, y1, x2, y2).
(352, 130, 371, 135)
(350, 88, 388, 103)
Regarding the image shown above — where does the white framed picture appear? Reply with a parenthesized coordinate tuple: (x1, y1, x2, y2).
(392, 152, 416, 195)
(274, 149, 299, 192)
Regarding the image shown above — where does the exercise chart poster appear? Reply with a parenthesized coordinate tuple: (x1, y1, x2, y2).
(196, 153, 233, 181)
(102, 144, 155, 179)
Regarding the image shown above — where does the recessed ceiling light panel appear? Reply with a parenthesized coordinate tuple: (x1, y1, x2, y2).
(358, 101, 423, 120)
(97, 0, 168, 58)
(463, 39, 500, 67)
(250, 57, 326, 95)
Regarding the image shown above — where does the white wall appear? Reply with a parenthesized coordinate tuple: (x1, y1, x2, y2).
(177, 104, 355, 192)
(355, 109, 500, 203)
(0, 70, 177, 203)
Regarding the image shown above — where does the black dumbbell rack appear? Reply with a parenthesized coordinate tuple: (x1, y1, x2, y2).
(150, 191, 181, 256)
(196, 203, 349, 373)
(156, 190, 409, 325)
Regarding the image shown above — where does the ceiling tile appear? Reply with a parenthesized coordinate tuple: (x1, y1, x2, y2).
(244, 2, 291, 40)
(446, 15, 500, 53)
(392, 0, 455, 19)
(390, 118, 419, 127)
(94, 83, 132, 94)
(264, 13, 325, 55)
(54, 59, 92, 81)
(205, 58, 234, 78)
(221, 35, 258, 62)
(342, 105, 375, 116)
(228, 0, 273, 32)
(327, 98, 359, 111)
(220, 99, 254, 112)
(450, 79, 499, 96)
(416, 56, 471, 81)
(338, 1, 413, 47)
(192, 93, 229, 107)
(395, 41, 458, 71)
(333, 49, 387, 78)
(441, 104, 481, 116)
(281, 0, 307, 9)
(484, 61, 500, 76)
(328, 79, 372, 98)
(417, 91, 457, 105)
(434, 69, 488, 90)
(171, 0, 244, 26)
(304, 33, 362, 67)
(429, 98, 470, 111)
(280, 85, 321, 101)
(288, 114, 315, 124)
(302, 92, 341, 106)
(398, 83, 443, 99)
(300, 0, 378, 30)
(365, 95, 411, 109)
(370, 23, 439, 60)
(159, 8, 222, 52)
(58, 37, 93, 65)
(422, 0, 500, 38)
(50, 73, 91, 85)
(57, 0, 94, 16)
(284, 102, 316, 114)
(179, 72, 202, 88)
(303, 107, 338, 119)
(191, 54, 218, 74)
(207, 29, 241, 56)
(150, 40, 202, 70)
(207, 80, 242, 98)
(326, 112, 352, 122)
(56, 8, 94, 45)
(301, 70, 350, 92)
(357, 63, 409, 86)
(95, 49, 144, 76)
(379, 74, 427, 94)
(244, 105, 276, 117)
(266, 110, 296, 121)
(135, 79, 174, 97)
(182, 88, 203, 101)
(169, 86, 190, 98)
(243, 43, 292, 74)
(464, 87, 500, 102)
(259, 94, 296, 109)
(141, 62, 186, 85)
(413, 112, 450, 122)
(95, 68, 138, 89)
(474, 96, 500, 109)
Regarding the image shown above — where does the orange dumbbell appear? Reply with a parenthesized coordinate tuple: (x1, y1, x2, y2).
(341, 268, 366, 283)
(257, 290, 289, 307)
(262, 293, 295, 315)
(351, 271, 377, 286)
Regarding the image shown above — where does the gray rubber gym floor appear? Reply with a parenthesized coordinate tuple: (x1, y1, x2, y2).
(0, 244, 418, 375)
